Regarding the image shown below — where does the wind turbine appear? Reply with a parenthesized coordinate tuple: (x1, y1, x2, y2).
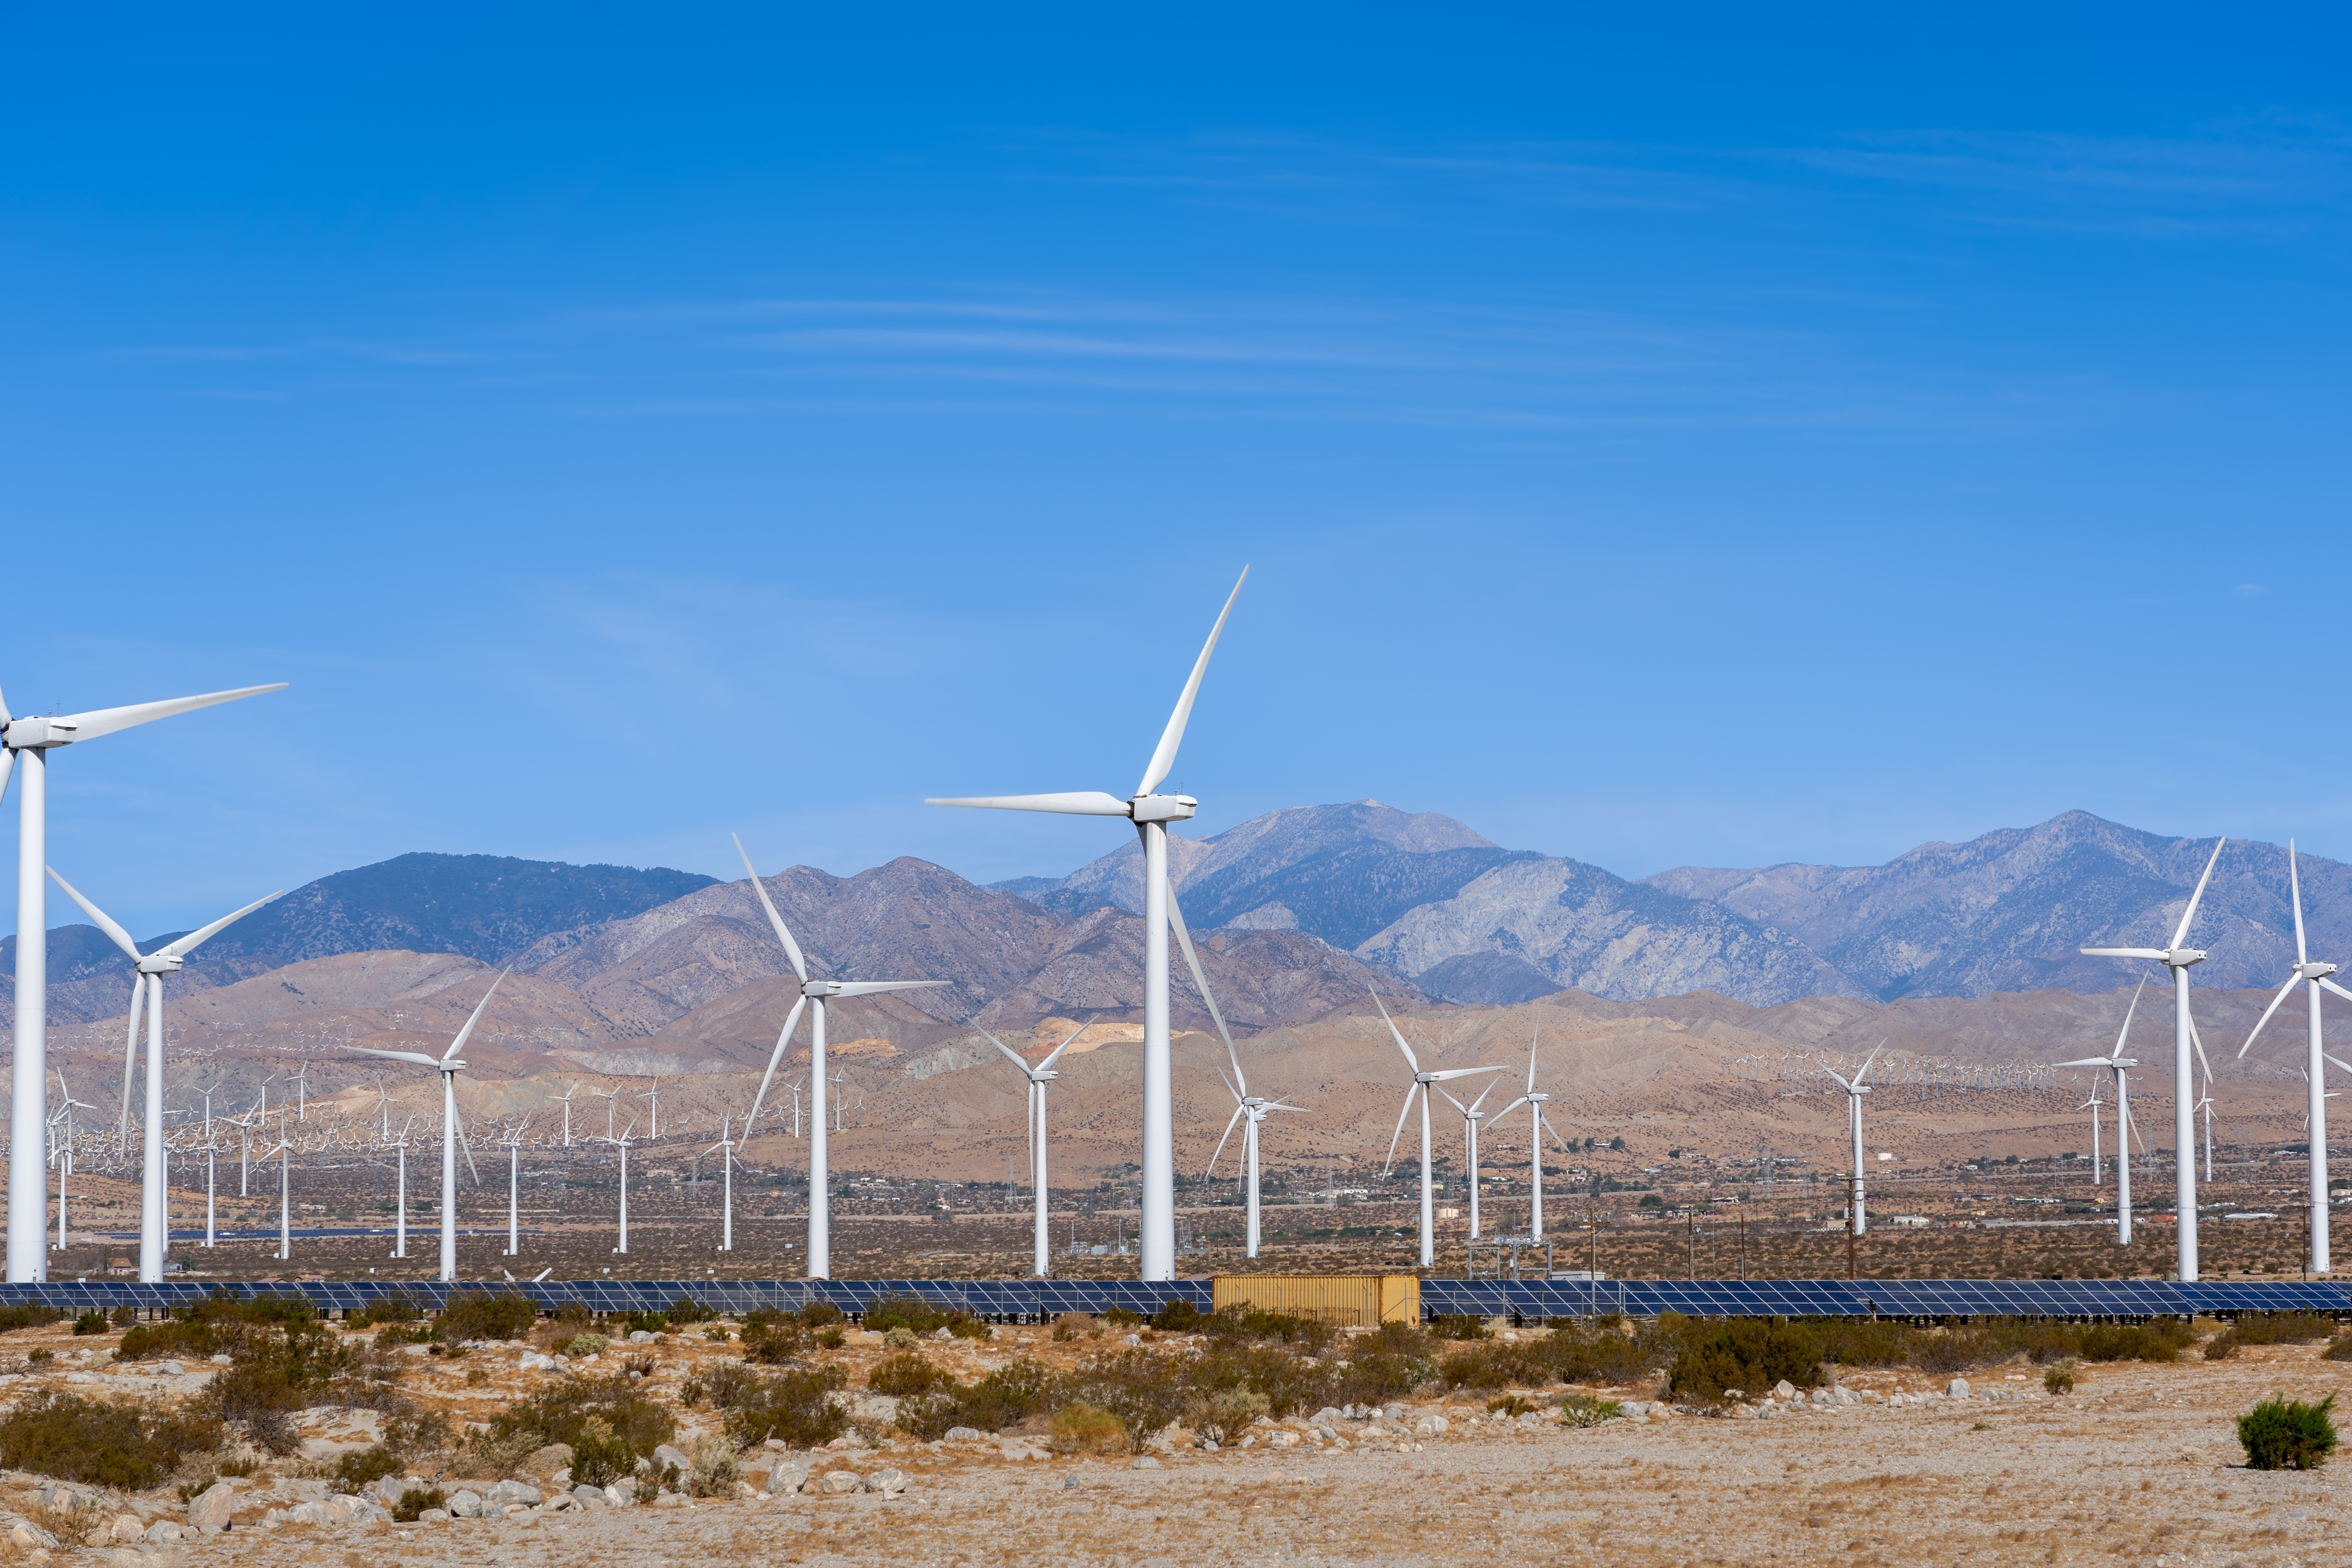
(45, 867, 281, 1283)
(1494, 1022, 1575, 1241)
(785, 1079, 806, 1139)
(1370, 992, 1505, 1267)
(2236, 840, 2352, 1276)
(1824, 1043, 1882, 1237)
(2080, 1078, 2105, 1187)
(979, 1025, 1086, 1277)
(267, 1115, 293, 1262)
(641, 1077, 664, 1141)
(707, 1115, 738, 1252)
(2080, 837, 2225, 1280)
(732, 836, 945, 1280)
(340, 972, 502, 1281)
(501, 1117, 531, 1256)
(552, 1083, 580, 1148)
(606, 1117, 638, 1255)
(926, 568, 1248, 1280)
(0, 677, 287, 1280)
(1206, 1066, 1304, 1261)
(389, 1116, 415, 1259)
(2057, 978, 2149, 1246)
(1436, 1079, 1502, 1241)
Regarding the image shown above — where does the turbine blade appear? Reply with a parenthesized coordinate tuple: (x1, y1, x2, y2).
(1437, 1087, 1467, 1114)
(2324, 1052, 2352, 1077)
(732, 835, 810, 982)
(1426, 1066, 1509, 1081)
(1469, 1078, 1500, 1113)
(456, 1104, 481, 1183)
(2239, 971, 2302, 1058)
(2169, 837, 2226, 951)
(45, 868, 142, 961)
(1137, 566, 1247, 797)
(343, 1046, 445, 1067)
(2291, 839, 2309, 967)
(1206, 1102, 1245, 1177)
(2188, 1012, 2213, 1086)
(444, 971, 508, 1061)
(0, 750, 12, 811)
(2318, 977, 2352, 1008)
(47, 683, 288, 744)
(2112, 975, 2149, 1056)
(976, 1026, 1033, 1074)
(119, 973, 145, 1140)
(1168, 883, 1243, 1091)
(2081, 948, 2169, 960)
(1382, 1086, 1418, 1175)
(158, 889, 284, 958)
(924, 791, 1132, 816)
(1369, 990, 1419, 1073)
(743, 994, 810, 1133)
(1496, 1094, 1532, 1117)
(1036, 1022, 1088, 1071)
(826, 980, 948, 998)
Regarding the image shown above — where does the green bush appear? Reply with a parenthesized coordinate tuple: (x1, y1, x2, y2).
(896, 1357, 1058, 1440)
(439, 1291, 539, 1343)
(2044, 1362, 2077, 1395)
(331, 1445, 403, 1494)
(2239, 1394, 2337, 1471)
(721, 1367, 849, 1450)
(392, 1486, 447, 1522)
(2326, 1332, 2352, 1363)
(862, 1293, 987, 1339)
(0, 1303, 64, 1335)
(738, 1319, 805, 1364)
(1196, 1306, 1333, 1355)
(1668, 1319, 1822, 1403)
(0, 1391, 210, 1489)
(487, 1374, 677, 1472)
(1100, 1307, 1147, 1329)
(1557, 1394, 1622, 1427)
(1429, 1313, 1491, 1342)
(2076, 1324, 2186, 1364)
(353, 1291, 424, 1327)
(664, 1296, 719, 1326)
(72, 1311, 108, 1336)
(551, 1332, 609, 1358)
(1065, 1349, 1188, 1453)
(868, 1353, 955, 1396)
(1330, 1321, 1436, 1406)
(2203, 1331, 2240, 1361)
(1150, 1299, 1202, 1332)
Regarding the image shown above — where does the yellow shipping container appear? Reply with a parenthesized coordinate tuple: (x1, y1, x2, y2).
(1210, 1274, 1421, 1327)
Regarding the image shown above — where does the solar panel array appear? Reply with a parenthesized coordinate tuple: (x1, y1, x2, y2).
(1, 1277, 2339, 1321)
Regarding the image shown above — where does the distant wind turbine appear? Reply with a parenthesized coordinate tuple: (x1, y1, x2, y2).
(732, 836, 944, 1280)
(1494, 1022, 1575, 1241)
(2057, 978, 2149, 1245)
(2079, 838, 2225, 1280)
(46, 867, 280, 1282)
(341, 972, 503, 1281)
(980, 1024, 1085, 1277)
(1371, 992, 1504, 1267)
(1825, 1043, 1882, 1237)
(2237, 839, 2352, 1276)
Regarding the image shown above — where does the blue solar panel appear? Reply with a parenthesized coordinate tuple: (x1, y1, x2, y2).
(0, 1277, 2327, 1322)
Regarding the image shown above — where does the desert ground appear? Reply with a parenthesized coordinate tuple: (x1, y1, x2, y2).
(0, 1311, 2342, 1568)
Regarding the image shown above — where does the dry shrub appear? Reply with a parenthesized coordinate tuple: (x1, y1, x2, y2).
(897, 1358, 1056, 1440)
(868, 1353, 953, 1396)
(1049, 1402, 1127, 1455)
(438, 1292, 539, 1344)
(719, 1367, 848, 1450)
(2225, 1311, 2337, 1346)
(687, 1436, 740, 1497)
(0, 1392, 213, 1489)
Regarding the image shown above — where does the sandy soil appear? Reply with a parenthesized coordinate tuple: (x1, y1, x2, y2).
(17, 1331, 2346, 1568)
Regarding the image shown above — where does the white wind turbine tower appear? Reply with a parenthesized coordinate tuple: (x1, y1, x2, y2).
(707, 1115, 739, 1252)
(1436, 1079, 1502, 1241)
(732, 836, 944, 1280)
(1370, 992, 1504, 1267)
(2236, 840, 2352, 1276)
(500, 1118, 531, 1256)
(552, 1084, 580, 1148)
(1824, 1044, 1882, 1236)
(46, 868, 281, 1283)
(2080, 1078, 2105, 1187)
(341, 973, 503, 1281)
(785, 1079, 806, 1139)
(927, 568, 1248, 1281)
(389, 1116, 416, 1259)
(1207, 1064, 1304, 1261)
(0, 677, 287, 1280)
(2080, 837, 2225, 1280)
(267, 1115, 293, 1262)
(606, 1117, 638, 1254)
(2057, 978, 2149, 1246)
(979, 1024, 1086, 1277)
(1494, 1023, 1574, 1241)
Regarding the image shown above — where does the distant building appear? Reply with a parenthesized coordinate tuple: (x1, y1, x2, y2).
(1888, 1215, 1929, 1228)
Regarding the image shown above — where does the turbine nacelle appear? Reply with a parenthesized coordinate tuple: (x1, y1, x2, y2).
(0, 716, 79, 749)
(2080, 945, 2206, 967)
(2299, 961, 2340, 982)
(1129, 793, 1198, 824)
(135, 954, 185, 976)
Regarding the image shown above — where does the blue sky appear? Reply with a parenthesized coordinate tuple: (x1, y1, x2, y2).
(4, 4, 2348, 936)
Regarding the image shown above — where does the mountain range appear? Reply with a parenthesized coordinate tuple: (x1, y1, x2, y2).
(4, 804, 2342, 1056)
(1009, 803, 2349, 1007)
